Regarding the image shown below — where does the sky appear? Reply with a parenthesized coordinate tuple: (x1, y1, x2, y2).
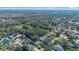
(0, 0, 79, 7)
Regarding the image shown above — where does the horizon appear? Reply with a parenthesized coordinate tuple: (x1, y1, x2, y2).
(0, 7, 79, 10)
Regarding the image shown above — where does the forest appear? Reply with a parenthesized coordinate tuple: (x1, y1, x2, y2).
(0, 9, 79, 51)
